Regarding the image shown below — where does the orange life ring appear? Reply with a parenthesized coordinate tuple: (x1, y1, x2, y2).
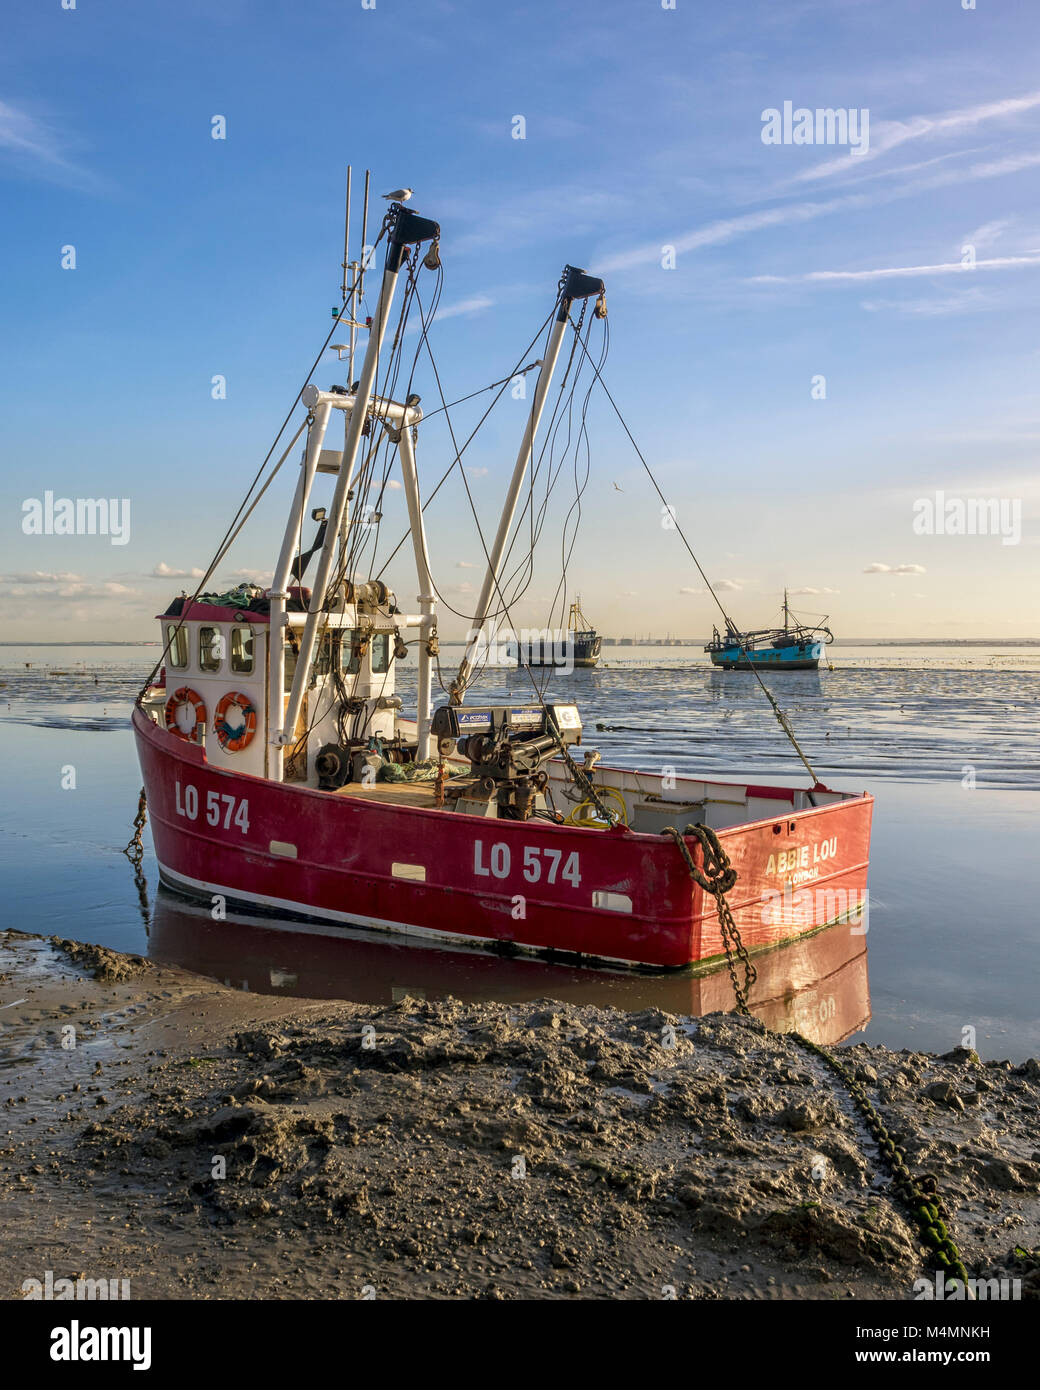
(165, 686, 206, 743)
(214, 691, 257, 752)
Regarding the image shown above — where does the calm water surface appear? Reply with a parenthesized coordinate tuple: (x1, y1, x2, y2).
(1, 642, 1037, 1058)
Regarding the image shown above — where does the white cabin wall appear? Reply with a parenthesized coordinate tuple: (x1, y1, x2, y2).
(160, 618, 269, 778)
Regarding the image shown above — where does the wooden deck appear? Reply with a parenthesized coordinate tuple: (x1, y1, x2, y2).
(330, 779, 448, 809)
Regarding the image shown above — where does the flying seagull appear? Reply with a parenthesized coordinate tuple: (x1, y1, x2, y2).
(612, 482, 623, 492)
(382, 188, 413, 202)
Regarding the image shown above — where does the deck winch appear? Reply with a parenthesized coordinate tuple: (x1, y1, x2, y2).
(431, 702, 582, 819)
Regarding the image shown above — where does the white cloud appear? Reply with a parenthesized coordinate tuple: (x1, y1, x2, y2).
(8, 578, 136, 600)
(680, 577, 741, 593)
(465, 467, 489, 478)
(456, 560, 477, 568)
(1, 570, 82, 584)
(789, 586, 840, 595)
(152, 562, 205, 579)
(864, 563, 926, 574)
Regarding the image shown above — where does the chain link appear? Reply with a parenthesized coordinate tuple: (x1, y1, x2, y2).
(662, 823, 756, 1012)
(664, 820, 973, 1295)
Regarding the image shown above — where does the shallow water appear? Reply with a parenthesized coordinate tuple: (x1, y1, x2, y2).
(1, 642, 1037, 1058)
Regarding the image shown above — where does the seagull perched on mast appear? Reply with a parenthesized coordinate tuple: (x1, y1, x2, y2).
(382, 188, 413, 202)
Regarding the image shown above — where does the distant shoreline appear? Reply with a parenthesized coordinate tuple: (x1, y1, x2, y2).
(2, 639, 1038, 649)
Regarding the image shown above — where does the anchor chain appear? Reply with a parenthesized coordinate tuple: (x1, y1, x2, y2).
(121, 787, 150, 924)
(663, 821, 973, 1295)
(122, 787, 148, 867)
(662, 823, 756, 1013)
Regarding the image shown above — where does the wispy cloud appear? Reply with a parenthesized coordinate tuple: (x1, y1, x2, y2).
(434, 295, 495, 321)
(793, 90, 1040, 183)
(0, 98, 100, 191)
(966, 219, 1011, 249)
(2, 570, 82, 584)
(751, 254, 1040, 285)
(599, 151, 1040, 277)
(860, 289, 992, 317)
(4, 572, 136, 600)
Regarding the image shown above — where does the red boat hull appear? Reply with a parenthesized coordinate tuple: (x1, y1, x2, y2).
(133, 707, 873, 971)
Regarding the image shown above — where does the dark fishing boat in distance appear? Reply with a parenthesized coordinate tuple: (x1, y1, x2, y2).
(517, 598, 602, 669)
(706, 589, 833, 671)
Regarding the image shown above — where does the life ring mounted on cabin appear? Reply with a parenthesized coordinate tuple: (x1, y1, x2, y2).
(214, 691, 257, 753)
(164, 687, 206, 743)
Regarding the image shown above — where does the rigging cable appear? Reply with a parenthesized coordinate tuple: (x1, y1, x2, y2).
(565, 316, 822, 797)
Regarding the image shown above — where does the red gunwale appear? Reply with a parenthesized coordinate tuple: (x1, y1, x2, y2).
(133, 706, 873, 971)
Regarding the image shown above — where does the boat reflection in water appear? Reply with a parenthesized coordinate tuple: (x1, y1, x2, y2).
(149, 887, 869, 1047)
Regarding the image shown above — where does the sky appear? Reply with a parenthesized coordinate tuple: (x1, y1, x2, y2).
(2, 0, 1038, 642)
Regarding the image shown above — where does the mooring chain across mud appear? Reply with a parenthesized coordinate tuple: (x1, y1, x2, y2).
(664, 822, 974, 1296)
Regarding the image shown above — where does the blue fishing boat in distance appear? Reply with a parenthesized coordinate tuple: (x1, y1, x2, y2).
(705, 590, 833, 671)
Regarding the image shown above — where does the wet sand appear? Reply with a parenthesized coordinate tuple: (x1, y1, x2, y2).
(1, 928, 1037, 1300)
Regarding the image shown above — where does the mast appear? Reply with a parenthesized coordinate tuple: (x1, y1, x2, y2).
(784, 587, 789, 633)
(396, 415, 436, 758)
(272, 203, 440, 768)
(451, 265, 606, 704)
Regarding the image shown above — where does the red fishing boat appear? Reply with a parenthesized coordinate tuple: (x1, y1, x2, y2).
(133, 176, 873, 974)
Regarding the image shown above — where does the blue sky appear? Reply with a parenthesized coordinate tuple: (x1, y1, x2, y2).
(2, 0, 1038, 641)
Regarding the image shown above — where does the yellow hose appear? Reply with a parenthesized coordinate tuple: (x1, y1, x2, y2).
(564, 786, 628, 828)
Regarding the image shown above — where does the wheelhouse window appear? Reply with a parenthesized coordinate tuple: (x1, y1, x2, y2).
(371, 632, 391, 674)
(283, 640, 298, 693)
(231, 626, 254, 674)
(315, 633, 336, 675)
(199, 626, 223, 672)
(341, 629, 362, 676)
(166, 624, 188, 670)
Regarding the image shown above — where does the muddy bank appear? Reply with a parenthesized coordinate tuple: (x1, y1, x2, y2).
(0, 929, 1037, 1300)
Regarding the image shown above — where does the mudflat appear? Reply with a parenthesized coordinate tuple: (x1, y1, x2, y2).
(1, 928, 1037, 1300)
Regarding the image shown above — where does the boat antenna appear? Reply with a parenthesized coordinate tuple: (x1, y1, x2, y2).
(568, 325, 823, 797)
(340, 167, 351, 313)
